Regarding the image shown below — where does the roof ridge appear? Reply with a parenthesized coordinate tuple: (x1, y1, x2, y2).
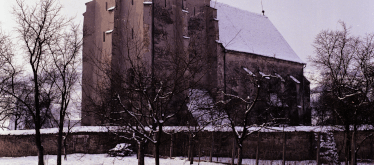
(211, 1, 267, 18)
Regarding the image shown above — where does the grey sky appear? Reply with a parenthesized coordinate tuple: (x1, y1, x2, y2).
(1, 0, 374, 72)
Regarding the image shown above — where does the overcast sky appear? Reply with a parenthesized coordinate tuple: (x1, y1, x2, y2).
(1, 0, 374, 72)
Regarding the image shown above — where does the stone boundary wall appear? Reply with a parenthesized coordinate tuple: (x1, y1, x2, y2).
(333, 131, 374, 161)
(0, 130, 315, 160)
(149, 131, 315, 161)
(0, 132, 130, 157)
(1, 129, 374, 162)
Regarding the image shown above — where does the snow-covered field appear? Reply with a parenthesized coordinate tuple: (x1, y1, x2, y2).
(0, 154, 373, 165)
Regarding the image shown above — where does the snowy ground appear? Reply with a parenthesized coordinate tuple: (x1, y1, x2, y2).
(192, 156, 317, 165)
(0, 154, 223, 165)
(0, 154, 373, 165)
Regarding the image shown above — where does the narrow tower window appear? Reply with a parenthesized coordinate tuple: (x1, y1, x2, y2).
(165, 0, 167, 7)
(103, 32, 105, 42)
(106, 2, 108, 11)
(132, 28, 134, 39)
(132, 0, 134, 5)
(181, 0, 184, 9)
(194, 7, 195, 16)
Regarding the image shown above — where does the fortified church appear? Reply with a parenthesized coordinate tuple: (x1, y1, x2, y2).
(82, 0, 310, 126)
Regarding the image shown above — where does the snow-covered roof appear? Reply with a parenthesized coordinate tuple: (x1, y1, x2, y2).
(211, 2, 304, 64)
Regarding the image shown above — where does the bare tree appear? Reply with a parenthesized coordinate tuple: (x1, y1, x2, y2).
(310, 22, 374, 165)
(112, 48, 207, 165)
(46, 23, 82, 165)
(216, 67, 287, 165)
(184, 89, 226, 164)
(0, 29, 22, 129)
(6, 0, 74, 164)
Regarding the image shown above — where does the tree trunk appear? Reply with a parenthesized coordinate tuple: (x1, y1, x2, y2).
(57, 123, 64, 165)
(231, 138, 235, 165)
(35, 129, 44, 165)
(217, 133, 221, 162)
(155, 141, 160, 165)
(282, 132, 286, 165)
(14, 117, 18, 130)
(64, 138, 67, 160)
(210, 132, 214, 162)
(188, 135, 190, 160)
(188, 134, 192, 162)
(154, 133, 160, 165)
(344, 125, 351, 165)
(237, 145, 243, 165)
(155, 124, 163, 165)
(189, 135, 194, 164)
(316, 132, 320, 165)
(198, 145, 201, 165)
(351, 128, 357, 165)
(57, 108, 65, 165)
(154, 134, 157, 158)
(256, 131, 260, 165)
(34, 72, 44, 165)
(170, 133, 174, 158)
(138, 141, 145, 165)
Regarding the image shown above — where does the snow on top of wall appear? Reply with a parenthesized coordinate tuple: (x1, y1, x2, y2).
(211, 2, 304, 64)
(0, 126, 118, 135)
(1, 125, 374, 135)
(163, 125, 374, 133)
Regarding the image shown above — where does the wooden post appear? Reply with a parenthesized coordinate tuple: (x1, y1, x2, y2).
(256, 131, 260, 165)
(282, 132, 286, 165)
(316, 132, 320, 165)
